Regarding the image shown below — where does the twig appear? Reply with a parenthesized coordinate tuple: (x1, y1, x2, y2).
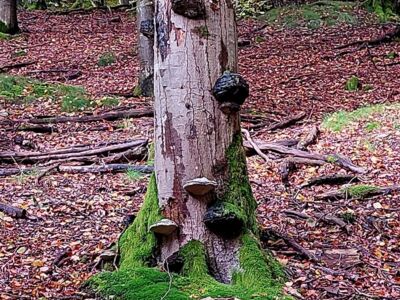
(241, 129, 270, 163)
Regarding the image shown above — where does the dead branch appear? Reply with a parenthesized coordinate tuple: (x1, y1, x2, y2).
(264, 112, 306, 131)
(279, 158, 295, 187)
(0, 139, 148, 163)
(297, 126, 319, 150)
(241, 129, 270, 163)
(316, 185, 400, 201)
(243, 141, 366, 174)
(335, 25, 400, 50)
(0, 61, 37, 72)
(0, 203, 27, 219)
(58, 164, 153, 174)
(300, 174, 359, 188)
(3, 109, 154, 125)
(266, 228, 319, 262)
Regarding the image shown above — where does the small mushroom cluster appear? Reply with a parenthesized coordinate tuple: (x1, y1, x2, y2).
(212, 71, 249, 114)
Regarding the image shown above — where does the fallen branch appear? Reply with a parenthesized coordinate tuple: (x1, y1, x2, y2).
(297, 126, 319, 150)
(0, 139, 148, 163)
(265, 228, 319, 262)
(4, 109, 154, 125)
(241, 129, 270, 163)
(264, 112, 306, 132)
(0, 61, 37, 72)
(283, 210, 349, 233)
(300, 174, 359, 188)
(243, 141, 366, 174)
(316, 185, 400, 201)
(0, 203, 27, 219)
(58, 164, 154, 174)
(335, 25, 400, 50)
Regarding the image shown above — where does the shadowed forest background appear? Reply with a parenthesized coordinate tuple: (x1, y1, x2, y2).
(1, 0, 400, 299)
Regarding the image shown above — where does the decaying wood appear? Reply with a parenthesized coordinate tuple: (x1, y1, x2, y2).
(0, 203, 27, 219)
(316, 185, 400, 201)
(287, 157, 326, 166)
(297, 126, 319, 150)
(243, 140, 366, 173)
(241, 129, 270, 163)
(283, 209, 349, 233)
(263, 111, 306, 131)
(0, 139, 148, 163)
(266, 228, 319, 262)
(3, 109, 154, 125)
(7, 124, 58, 133)
(300, 174, 359, 188)
(58, 164, 153, 174)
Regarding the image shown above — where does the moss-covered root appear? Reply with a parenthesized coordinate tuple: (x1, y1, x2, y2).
(118, 173, 163, 269)
(88, 236, 288, 300)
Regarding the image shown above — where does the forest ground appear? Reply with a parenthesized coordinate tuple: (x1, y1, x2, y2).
(1, 4, 400, 300)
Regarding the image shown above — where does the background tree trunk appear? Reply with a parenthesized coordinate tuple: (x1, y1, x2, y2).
(0, 0, 18, 34)
(136, 0, 154, 97)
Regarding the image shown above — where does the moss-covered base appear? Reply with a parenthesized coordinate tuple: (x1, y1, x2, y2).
(0, 21, 19, 35)
(88, 235, 288, 300)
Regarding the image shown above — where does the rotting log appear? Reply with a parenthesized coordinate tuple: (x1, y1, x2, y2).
(300, 174, 359, 188)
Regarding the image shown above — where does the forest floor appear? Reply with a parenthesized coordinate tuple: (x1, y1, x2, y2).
(1, 4, 400, 300)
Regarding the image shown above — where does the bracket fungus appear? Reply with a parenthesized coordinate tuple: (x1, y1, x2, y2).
(203, 203, 244, 238)
(171, 0, 205, 19)
(140, 20, 154, 38)
(212, 72, 249, 114)
(149, 218, 178, 235)
(183, 177, 217, 196)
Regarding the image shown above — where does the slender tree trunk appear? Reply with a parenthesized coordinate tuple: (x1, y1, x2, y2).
(0, 0, 18, 34)
(135, 0, 154, 97)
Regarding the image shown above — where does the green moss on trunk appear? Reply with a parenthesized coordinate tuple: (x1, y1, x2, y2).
(0, 21, 9, 34)
(219, 133, 258, 232)
(118, 173, 163, 269)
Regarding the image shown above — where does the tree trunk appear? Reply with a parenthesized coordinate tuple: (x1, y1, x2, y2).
(0, 0, 18, 34)
(88, 0, 285, 298)
(135, 0, 154, 97)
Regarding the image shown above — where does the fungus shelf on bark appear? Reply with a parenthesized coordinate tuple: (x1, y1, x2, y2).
(212, 72, 249, 114)
(183, 177, 217, 196)
(171, 0, 205, 19)
(139, 20, 154, 38)
(203, 203, 244, 238)
(149, 219, 178, 235)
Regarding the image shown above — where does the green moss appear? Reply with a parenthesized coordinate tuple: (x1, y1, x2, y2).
(326, 155, 338, 163)
(119, 174, 163, 269)
(344, 184, 380, 198)
(364, 121, 380, 132)
(222, 134, 258, 233)
(147, 142, 155, 166)
(98, 52, 116, 67)
(322, 103, 391, 132)
(0, 21, 9, 34)
(345, 76, 360, 91)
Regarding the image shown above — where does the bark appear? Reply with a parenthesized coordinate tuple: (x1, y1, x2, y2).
(136, 0, 154, 97)
(0, 203, 26, 218)
(152, 0, 243, 281)
(0, 0, 18, 34)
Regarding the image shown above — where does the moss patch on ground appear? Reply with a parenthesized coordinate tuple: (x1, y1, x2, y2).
(88, 235, 287, 300)
(262, 1, 358, 29)
(0, 74, 116, 112)
(322, 103, 395, 132)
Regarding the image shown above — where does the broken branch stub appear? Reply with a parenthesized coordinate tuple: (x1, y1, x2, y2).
(203, 203, 244, 238)
(149, 219, 178, 235)
(183, 177, 217, 196)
